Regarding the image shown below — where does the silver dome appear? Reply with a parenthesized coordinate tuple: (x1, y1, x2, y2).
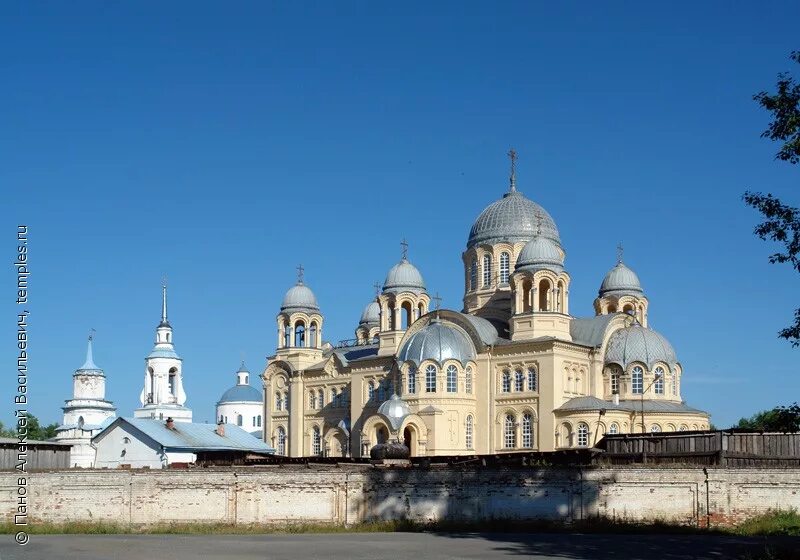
(377, 393, 410, 432)
(515, 236, 564, 274)
(605, 324, 678, 369)
(398, 319, 476, 365)
(383, 258, 426, 294)
(468, 190, 560, 249)
(359, 301, 380, 326)
(599, 262, 643, 297)
(280, 282, 320, 313)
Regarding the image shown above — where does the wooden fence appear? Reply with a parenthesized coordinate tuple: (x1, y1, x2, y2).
(596, 430, 800, 467)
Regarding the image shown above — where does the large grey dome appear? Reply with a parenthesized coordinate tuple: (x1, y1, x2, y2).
(359, 301, 380, 326)
(280, 282, 320, 313)
(468, 190, 560, 249)
(605, 324, 678, 369)
(383, 258, 426, 294)
(398, 319, 476, 365)
(516, 236, 564, 274)
(599, 262, 643, 297)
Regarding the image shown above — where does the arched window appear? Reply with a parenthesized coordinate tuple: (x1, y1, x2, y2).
(482, 254, 492, 287)
(465, 367, 473, 394)
(654, 367, 665, 395)
(522, 413, 533, 448)
(447, 365, 458, 393)
(679, 425, 688, 432)
(527, 367, 537, 391)
(218, 415, 224, 423)
(309, 390, 316, 409)
(514, 369, 524, 391)
(651, 424, 662, 433)
(257, 415, 262, 427)
(309, 323, 318, 348)
(609, 422, 619, 434)
(470, 259, 478, 291)
(275, 392, 282, 411)
(425, 365, 437, 393)
(538, 279, 550, 311)
(502, 370, 511, 393)
(465, 415, 474, 449)
(283, 391, 289, 410)
(577, 423, 589, 447)
(294, 321, 306, 347)
(377, 380, 386, 402)
(631, 366, 644, 394)
(318, 388, 324, 408)
(368, 381, 376, 402)
(407, 365, 417, 394)
(236, 414, 243, 427)
(504, 414, 516, 449)
(276, 427, 286, 455)
(623, 304, 634, 315)
(312, 426, 322, 456)
(499, 252, 510, 284)
(330, 388, 338, 407)
(610, 369, 620, 394)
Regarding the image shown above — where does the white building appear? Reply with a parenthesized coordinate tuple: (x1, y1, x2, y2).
(54, 334, 117, 467)
(92, 417, 273, 469)
(216, 362, 264, 439)
(134, 283, 192, 422)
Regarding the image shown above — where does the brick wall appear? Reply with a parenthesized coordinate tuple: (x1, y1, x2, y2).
(2, 466, 798, 527)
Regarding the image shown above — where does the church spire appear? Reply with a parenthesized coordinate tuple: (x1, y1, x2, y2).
(160, 277, 170, 327)
(508, 148, 517, 192)
(79, 329, 99, 370)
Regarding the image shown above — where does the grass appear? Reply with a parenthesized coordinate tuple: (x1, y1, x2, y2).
(1, 510, 798, 537)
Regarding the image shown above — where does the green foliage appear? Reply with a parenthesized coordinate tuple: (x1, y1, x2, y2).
(744, 50, 800, 347)
(754, 51, 800, 164)
(737, 402, 800, 432)
(734, 509, 800, 537)
(0, 415, 59, 440)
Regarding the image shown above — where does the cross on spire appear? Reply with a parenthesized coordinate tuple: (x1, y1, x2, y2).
(617, 242, 624, 264)
(88, 327, 95, 342)
(508, 148, 518, 192)
(373, 281, 381, 297)
(400, 238, 409, 260)
(296, 264, 305, 284)
(432, 292, 442, 311)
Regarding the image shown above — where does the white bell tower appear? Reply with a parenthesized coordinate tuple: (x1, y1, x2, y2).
(134, 281, 192, 422)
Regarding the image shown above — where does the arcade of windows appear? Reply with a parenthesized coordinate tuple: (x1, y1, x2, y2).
(469, 251, 512, 291)
(613, 365, 678, 397)
(500, 367, 538, 393)
(503, 412, 536, 449)
(402, 364, 475, 396)
(309, 386, 350, 409)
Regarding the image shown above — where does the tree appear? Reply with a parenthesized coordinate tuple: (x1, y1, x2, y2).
(743, 50, 800, 347)
(737, 403, 800, 432)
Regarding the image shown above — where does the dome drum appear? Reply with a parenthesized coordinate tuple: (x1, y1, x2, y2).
(397, 319, 477, 366)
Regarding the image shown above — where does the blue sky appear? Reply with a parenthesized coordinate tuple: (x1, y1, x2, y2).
(2, 2, 798, 429)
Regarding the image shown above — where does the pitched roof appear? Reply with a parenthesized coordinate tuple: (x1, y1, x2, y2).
(556, 396, 707, 415)
(94, 417, 274, 453)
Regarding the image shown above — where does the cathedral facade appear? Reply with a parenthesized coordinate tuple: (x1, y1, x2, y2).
(261, 156, 710, 458)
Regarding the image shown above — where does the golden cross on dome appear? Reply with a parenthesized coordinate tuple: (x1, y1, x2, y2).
(508, 148, 517, 192)
(400, 238, 409, 260)
(617, 242, 624, 264)
(296, 264, 305, 284)
(432, 292, 442, 311)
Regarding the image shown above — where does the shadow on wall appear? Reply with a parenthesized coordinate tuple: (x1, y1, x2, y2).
(353, 467, 606, 525)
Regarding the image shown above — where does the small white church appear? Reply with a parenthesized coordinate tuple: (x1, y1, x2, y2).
(57, 283, 271, 468)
